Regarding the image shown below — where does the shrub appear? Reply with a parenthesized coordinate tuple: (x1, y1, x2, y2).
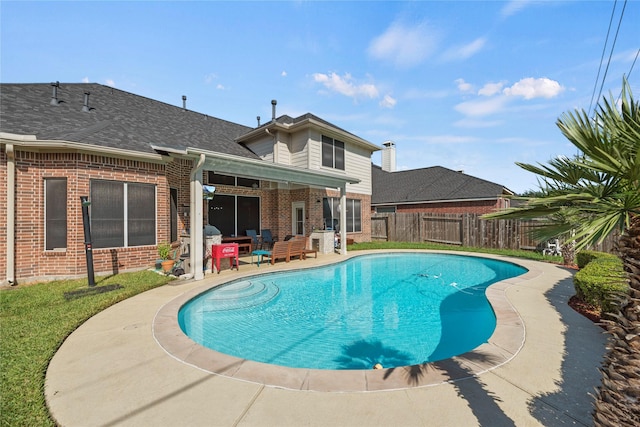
(157, 242, 172, 260)
(575, 250, 618, 269)
(574, 255, 627, 313)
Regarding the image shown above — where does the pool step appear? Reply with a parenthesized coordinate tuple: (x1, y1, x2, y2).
(200, 280, 280, 311)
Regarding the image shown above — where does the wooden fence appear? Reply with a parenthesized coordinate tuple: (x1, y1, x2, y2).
(371, 212, 617, 253)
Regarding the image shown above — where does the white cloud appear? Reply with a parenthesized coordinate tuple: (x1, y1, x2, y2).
(216, 84, 226, 90)
(455, 96, 509, 117)
(82, 77, 89, 83)
(312, 72, 379, 99)
(501, 0, 533, 18)
(105, 79, 115, 87)
(379, 94, 397, 109)
(441, 37, 486, 61)
(455, 78, 474, 93)
(503, 77, 564, 99)
(281, 71, 287, 77)
(368, 21, 438, 67)
(478, 82, 504, 96)
(204, 73, 218, 84)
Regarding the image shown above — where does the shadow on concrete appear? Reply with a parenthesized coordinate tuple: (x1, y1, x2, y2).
(382, 355, 516, 426)
(335, 339, 414, 369)
(528, 270, 608, 426)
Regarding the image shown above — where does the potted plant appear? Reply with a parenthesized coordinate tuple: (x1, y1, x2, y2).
(157, 242, 175, 273)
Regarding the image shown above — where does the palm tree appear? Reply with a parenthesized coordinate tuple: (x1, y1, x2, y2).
(484, 78, 640, 426)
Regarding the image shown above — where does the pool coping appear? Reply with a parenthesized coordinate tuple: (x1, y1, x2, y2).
(152, 250, 540, 392)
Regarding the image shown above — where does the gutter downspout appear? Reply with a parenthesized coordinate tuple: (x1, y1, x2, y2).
(339, 184, 347, 256)
(265, 128, 277, 163)
(190, 154, 206, 280)
(6, 144, 15, 284)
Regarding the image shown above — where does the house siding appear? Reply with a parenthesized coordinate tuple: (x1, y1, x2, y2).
(290, 129, 310, 169)
(246, 135, 274, 162)
(344, 144, 372, 195)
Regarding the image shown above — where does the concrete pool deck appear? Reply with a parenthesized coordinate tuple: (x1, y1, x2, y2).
(46, 251, 608, 426)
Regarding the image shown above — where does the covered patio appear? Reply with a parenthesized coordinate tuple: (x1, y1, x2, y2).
(154, 146, 361, 280)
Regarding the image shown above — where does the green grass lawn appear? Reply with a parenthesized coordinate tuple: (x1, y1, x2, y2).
(348, 240, 564, 263)
(0, 270, 173, 427)
(0, 245, 560, 426)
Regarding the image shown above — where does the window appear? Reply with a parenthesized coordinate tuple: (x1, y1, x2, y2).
(322, 136, 345, 170)
(90, 180, 156, 248)
(323, 197, 361, 232)
(208, 172, 259, 189)
(208, 194, 260, 236)
(45, 178, 67, 250)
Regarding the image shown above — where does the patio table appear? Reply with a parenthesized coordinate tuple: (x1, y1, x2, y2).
(251, 249, 271, 267)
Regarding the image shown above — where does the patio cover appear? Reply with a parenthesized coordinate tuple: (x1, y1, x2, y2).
(160, 147, 361, 280)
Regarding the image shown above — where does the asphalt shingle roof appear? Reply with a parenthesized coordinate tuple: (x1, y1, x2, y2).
(371, 164, 512, 204)
(0, 83, 259, 159)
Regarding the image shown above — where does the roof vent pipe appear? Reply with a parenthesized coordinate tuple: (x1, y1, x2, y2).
(257, 116, 261, 126)
(182, 95, 187, 110)
(82, 92, 91, 112)
(50, 81, 60, 106)
(271, 99, 277, 121)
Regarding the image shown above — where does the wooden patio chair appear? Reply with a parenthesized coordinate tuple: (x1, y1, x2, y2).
(288, 236, 306, 261)
(265, 240, 290, 264)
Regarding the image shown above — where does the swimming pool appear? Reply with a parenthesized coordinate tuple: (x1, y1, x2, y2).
(178, 253, 527, 370)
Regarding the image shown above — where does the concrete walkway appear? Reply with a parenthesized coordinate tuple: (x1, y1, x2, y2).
(45, 251, 608, 426)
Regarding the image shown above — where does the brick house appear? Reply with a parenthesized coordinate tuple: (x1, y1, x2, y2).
(0, 83, 379, 284)
(372, 142, 514, 215)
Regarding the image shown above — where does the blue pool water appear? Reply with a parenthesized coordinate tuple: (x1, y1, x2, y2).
(178, 253, 527, 370)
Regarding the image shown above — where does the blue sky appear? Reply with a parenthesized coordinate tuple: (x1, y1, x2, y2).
(2, 1, 638, 193)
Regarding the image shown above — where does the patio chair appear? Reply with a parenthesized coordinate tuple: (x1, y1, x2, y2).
(245, 229, 260, 250)
(288, 236, 307, 261)
(261, 229, 277, 249)
(264, 241, 290, 264)
(542, 239, 561, 257)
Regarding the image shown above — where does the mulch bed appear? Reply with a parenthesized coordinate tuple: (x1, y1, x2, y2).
(568, 295, 606, 328)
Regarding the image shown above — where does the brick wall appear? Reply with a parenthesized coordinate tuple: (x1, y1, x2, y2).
(394, 199, 502, 215)
(166, 158, 191, 234)
(9, 150, 167, 284)
(3, 150, 374, 284)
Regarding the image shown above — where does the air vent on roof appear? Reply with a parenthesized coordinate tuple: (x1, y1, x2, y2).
(182, 95, 187, 110)
(50, 81, 60, 106)
(82, 92, 91, 113)
(271, 99, 277, 121)
(257, 116, 261, 126)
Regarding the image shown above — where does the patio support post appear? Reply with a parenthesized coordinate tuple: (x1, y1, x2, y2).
(339, 184, 347, 255)
(190, 154, 206, 280)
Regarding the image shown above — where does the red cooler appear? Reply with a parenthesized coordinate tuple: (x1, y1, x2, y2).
(211, 243, 239, 273)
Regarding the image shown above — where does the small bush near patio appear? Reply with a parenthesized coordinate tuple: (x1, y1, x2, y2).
(0, 271, 173, 426)
(574, 252, 627, 314)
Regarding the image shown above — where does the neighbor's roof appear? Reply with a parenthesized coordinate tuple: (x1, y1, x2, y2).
(371, 164, 514, 205)
(0, 83, 259, 159)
